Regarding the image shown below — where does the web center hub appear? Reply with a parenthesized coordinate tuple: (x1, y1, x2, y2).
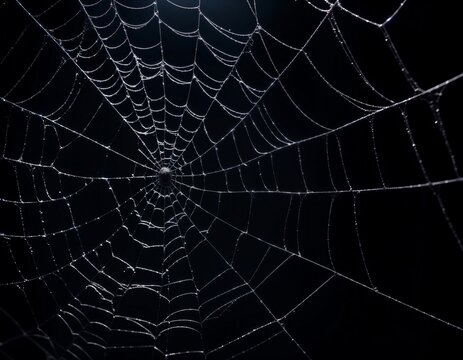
(158, 166, 172, 187)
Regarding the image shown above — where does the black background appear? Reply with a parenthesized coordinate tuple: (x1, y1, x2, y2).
(1, 0, 462, 359)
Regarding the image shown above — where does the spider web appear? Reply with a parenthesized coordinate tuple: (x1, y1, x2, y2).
(1, 0, 462, 359)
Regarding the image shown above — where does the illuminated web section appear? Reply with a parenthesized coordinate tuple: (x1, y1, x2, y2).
(1, 0, 462, 359)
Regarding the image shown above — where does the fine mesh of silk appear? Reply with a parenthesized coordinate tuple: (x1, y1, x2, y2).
(0, 0, 462, 359)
